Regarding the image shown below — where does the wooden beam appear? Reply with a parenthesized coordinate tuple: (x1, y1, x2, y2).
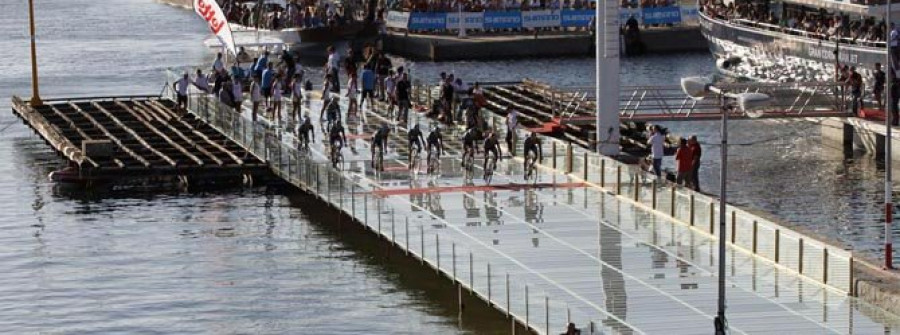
(67, 102, 151, 168)
(114, 101, 204, 167)
(145, 99, 246, 165)
(129, 101, 224, 166)
(46, 104, 111, 168)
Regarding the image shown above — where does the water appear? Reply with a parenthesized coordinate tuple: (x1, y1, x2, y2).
(2, 0, 898, 333)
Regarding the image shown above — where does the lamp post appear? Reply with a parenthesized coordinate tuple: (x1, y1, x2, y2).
(681, 76, 772, 335)
(885, 0, 893, 270)
(28, 0, 42, 107)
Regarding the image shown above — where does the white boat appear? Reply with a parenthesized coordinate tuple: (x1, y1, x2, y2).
(698, 0, 895, 83)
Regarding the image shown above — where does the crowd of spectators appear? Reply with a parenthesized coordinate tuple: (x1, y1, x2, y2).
(620, 0, 679, 9)
(218, 0, 364, 30)
(701, 0, 886, 46)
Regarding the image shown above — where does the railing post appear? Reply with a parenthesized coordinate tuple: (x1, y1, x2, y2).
(583, 152, 588, 180)
(364, 193, 368, 227)
(488, 263, 492, 304)
(405, 217, 410, 255)
(823, 248, 829, 284)
(616, 165, 622, 195)
(452, 243, 457, 282)
(552, 141, 557, 169)
(752, 220, 758, 254)
(545, 296, 549, 335)
(469, 252, 474, 291)
(709, 202, 715, 233)
(731, 211, 737, 243)
(669, 186, 675, 217)
(377, 199, 382, 235)
(525, 285, 530, 328)
(689, 194, 695, 226)
(799, 238, 805, 274)
(565, 143, 573, 173)
(600, 158, 606, 186)
(633, 174, 639, 201)
(420, 224, 425, 264)
(849, 257, 855, 296)
(391, 209, 396, 243)
(652, 180, 657, 209)
(506, 273, 510, 318)
(775, 229, 781, 263)
(436, 234, 441, 272)
(351, 184, 355, 216)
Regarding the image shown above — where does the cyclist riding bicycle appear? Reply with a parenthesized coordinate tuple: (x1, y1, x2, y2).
(298, 114, 314, 150)
(408, 124, 425, 160)
(462, 127, 478, 167)
(426, 126, 444, 164)
(523, 132, 542, 178)
(328, 121, 347, 167)
(371, 124, 390, 168)
(483, 130, 502, 173)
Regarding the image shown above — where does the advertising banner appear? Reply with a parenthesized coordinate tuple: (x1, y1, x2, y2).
(483, 11, 522, 29)
(193, 0, 236, 56)
(521, 10, 561, 28)
(446, 11, 485, 30)
(641, 6, 681, 25)
(408, 12, 447, 30)
(386, 10, 410, 29)
(561, 9, 594, 27)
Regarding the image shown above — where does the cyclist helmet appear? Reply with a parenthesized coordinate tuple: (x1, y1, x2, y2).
(433, 125, 441, 133)
(413, 124, 420, 131)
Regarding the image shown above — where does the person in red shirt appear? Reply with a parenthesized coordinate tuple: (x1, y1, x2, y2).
(675, 138, 694, 187)
(688, 135, 702, 191)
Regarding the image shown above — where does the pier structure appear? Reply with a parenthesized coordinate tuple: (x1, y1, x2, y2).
(163, 83, 898, 333)
(10, 76, 900, 333)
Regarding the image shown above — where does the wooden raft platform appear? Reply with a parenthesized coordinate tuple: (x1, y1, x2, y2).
(11, 95, 267, 182)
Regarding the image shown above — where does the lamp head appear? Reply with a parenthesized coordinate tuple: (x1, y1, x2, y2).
(680, 76, 714, 100)
(735, 92, 773, 118)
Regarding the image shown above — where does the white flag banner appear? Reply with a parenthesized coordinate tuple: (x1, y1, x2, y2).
(193, 0, 236, 56)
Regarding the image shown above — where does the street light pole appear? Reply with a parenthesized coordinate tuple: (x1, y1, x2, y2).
(715, 90, 728, 334)
(886, 0, 894, 270)
(28, 0, 42, 107)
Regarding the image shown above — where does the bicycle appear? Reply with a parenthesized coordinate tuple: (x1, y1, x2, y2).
(409, 145, 422, 173)
(330, 142, 344, 169)
(325, 97, 341, 133)
(374, 145, 385, 172)
(524, 154, 538, 182)
(427, 150, 441, 174)
(483, 155, 497, 184)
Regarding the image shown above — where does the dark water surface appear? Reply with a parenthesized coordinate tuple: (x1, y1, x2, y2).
(3, 0, 899, 333)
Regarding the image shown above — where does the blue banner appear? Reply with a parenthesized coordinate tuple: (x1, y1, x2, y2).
(408, 12, 447, 30)
(560, 9, 594, 27)
(483, 11, 521, 29)
(641, 6, 681, 25)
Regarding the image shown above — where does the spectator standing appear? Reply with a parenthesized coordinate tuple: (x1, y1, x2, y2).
(232, 75, 243, 113)
(253, 51, 269, 79)
(326, 46, 341, 92)
(848, 66, 863, 114)
(874, 62, 886, 111)
(173, 72, 191, 111)
(396, 73, 412, 124)
(675, 138, 693, 187)
(193, 69, 210, 94)
(892, 23, 899, 68)
(688, 135, 701, 191)
(261, 63, 276, 108)
(506, 106, 519, 156)
(648, 125, 665, 179)
(250, 76, 262, 121)
(360, 67, 376, 112)
(291, 74, 303, 121)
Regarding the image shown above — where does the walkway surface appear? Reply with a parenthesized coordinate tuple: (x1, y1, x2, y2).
(191, 92, 900, 334)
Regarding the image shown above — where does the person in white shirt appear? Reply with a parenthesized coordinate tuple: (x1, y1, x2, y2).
(891, 23, 899, 70)
(173, 72, 190, 111)
(232, 77, 243, 113)
(212, 52, 225, 75)
(250, 76, 262, 121)
(325, 46, 341, 92)
(272, 75, 283, 126)
(648, 125, 666, 179)
(193, 69, 210, 94)
(291, 74, 304, 122)
(505, 106, 518, 156)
